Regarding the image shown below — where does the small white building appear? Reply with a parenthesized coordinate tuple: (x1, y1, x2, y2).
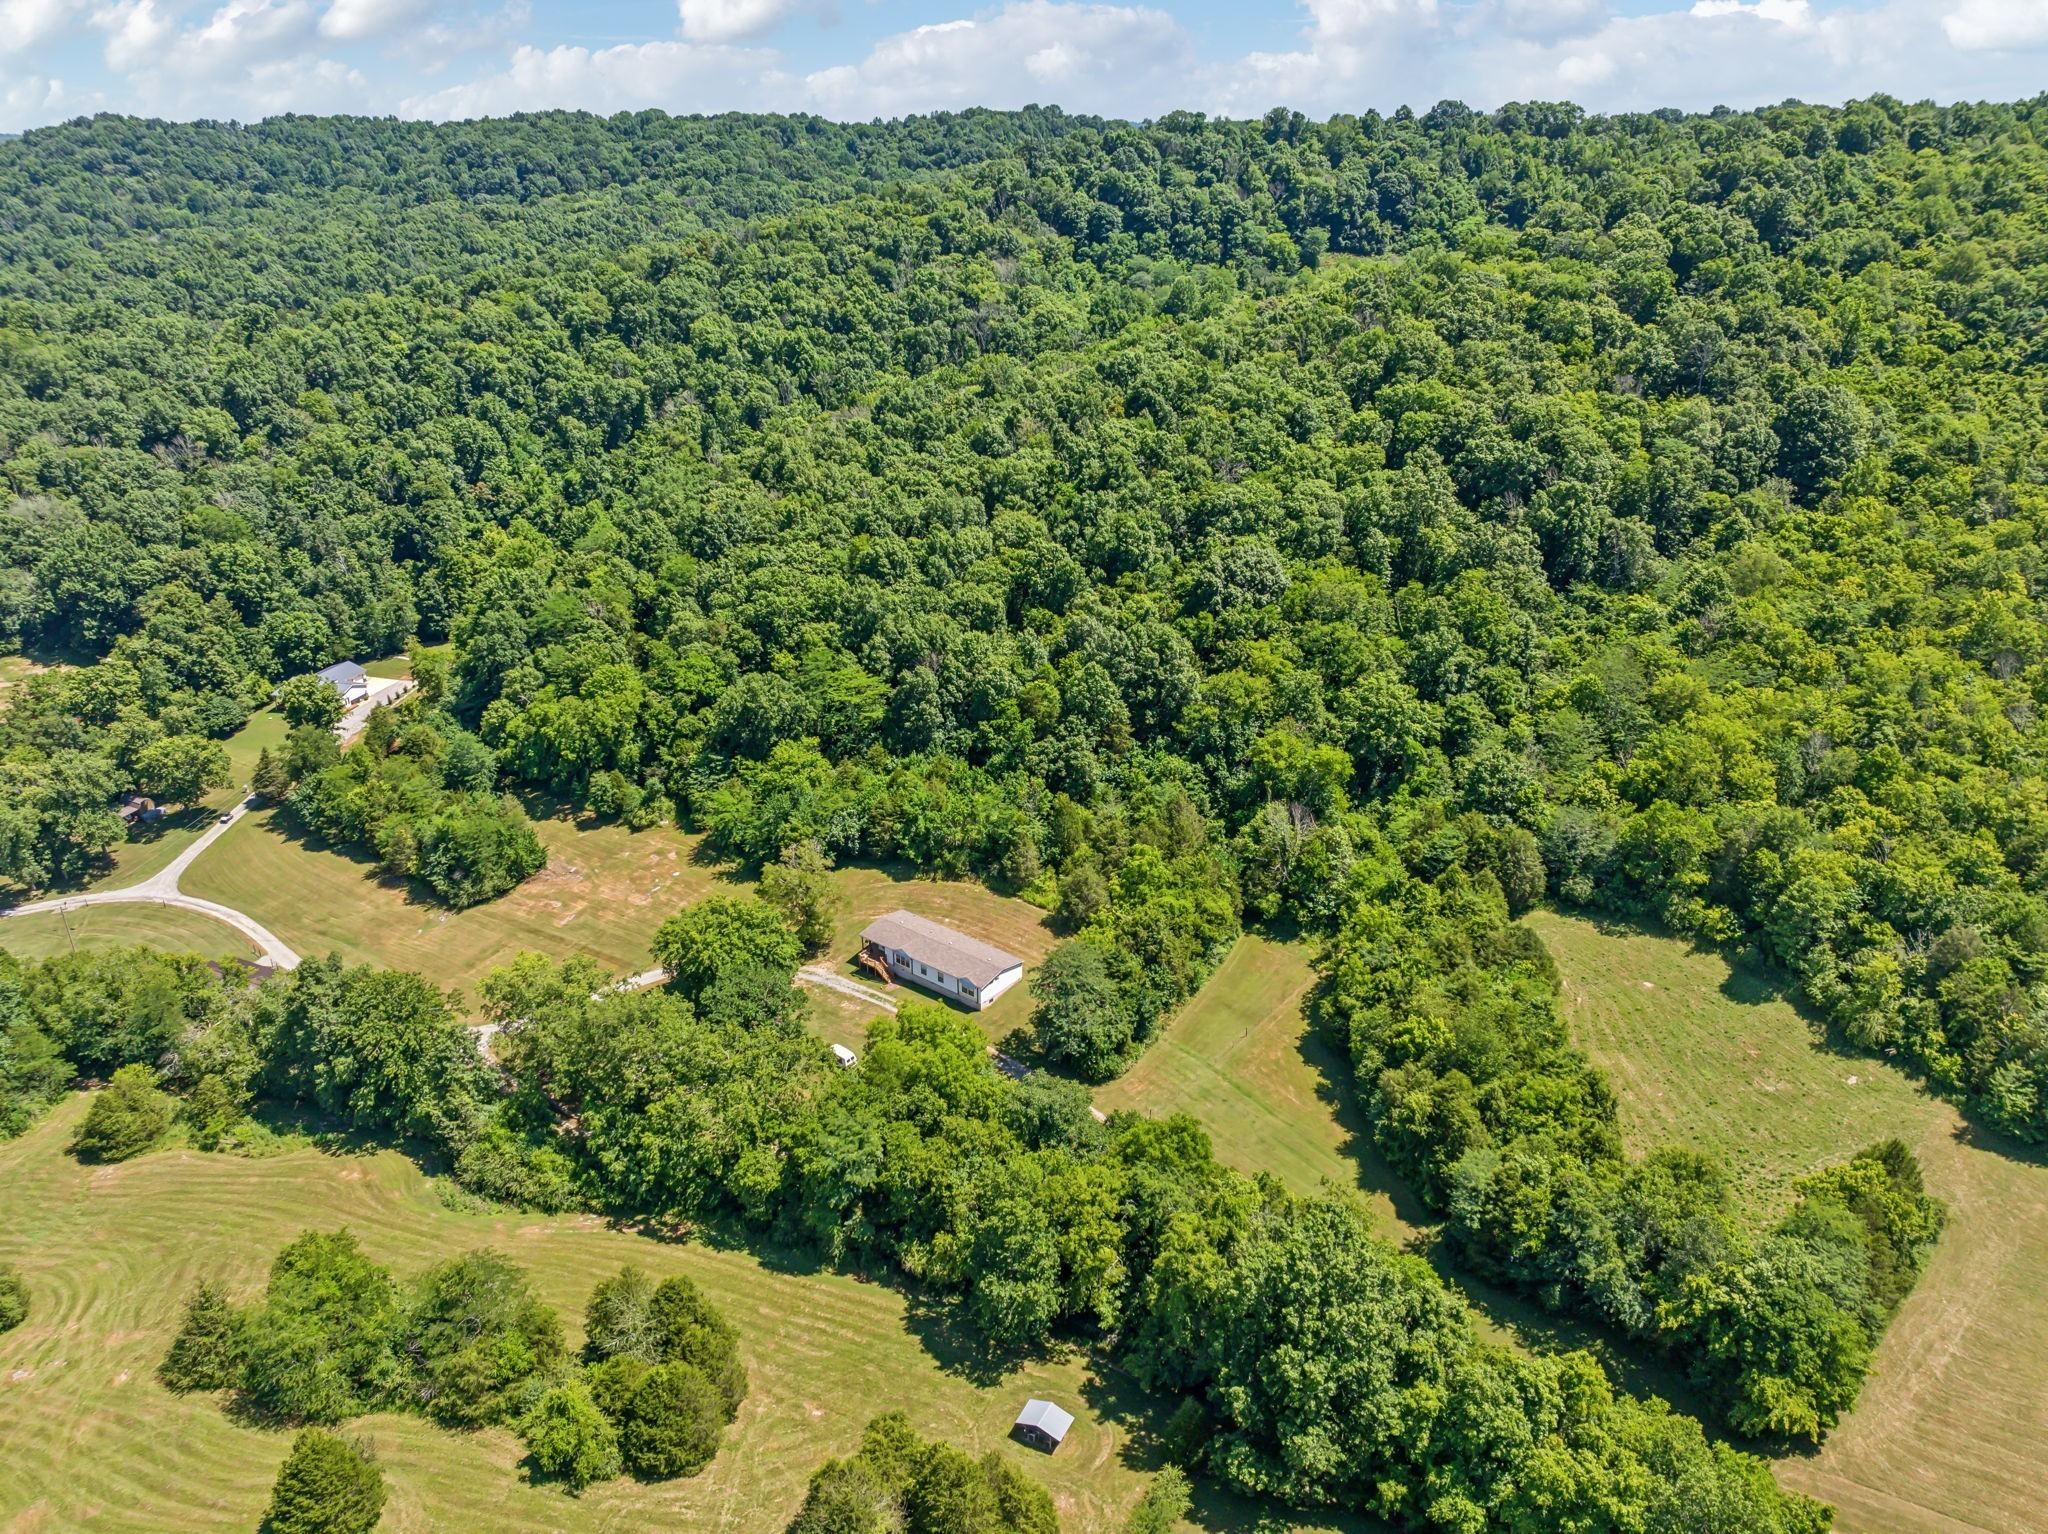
(859, 910, 1025, 1011)
(1012, 1398, 1074, 1453)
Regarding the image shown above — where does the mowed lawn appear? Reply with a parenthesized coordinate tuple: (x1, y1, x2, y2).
(0, 1098, 1262, 1534)
(1095, 937, 1378, 1205)
(1528, 909, 2048, 1534)
(181, 806, 721, 998)
(0, 903, 260, 964)
(814, 865, 1060, 1042)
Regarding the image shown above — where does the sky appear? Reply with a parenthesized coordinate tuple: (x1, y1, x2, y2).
(2, 0, 2045, 134)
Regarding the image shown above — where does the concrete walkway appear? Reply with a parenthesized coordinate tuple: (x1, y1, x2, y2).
(0, 796, 302, 970)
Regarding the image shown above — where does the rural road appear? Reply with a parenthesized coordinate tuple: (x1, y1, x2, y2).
(0, 797, 302, 970)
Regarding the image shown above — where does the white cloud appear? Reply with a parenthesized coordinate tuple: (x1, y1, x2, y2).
(1943, 0, 2048, 49)
(1474, 0, 1606, 42)
(804, 1, 1192, 117)
(318, 0, 438, 41)
(415, 0, 529, 70)
(1688, 0, 1813, 26)
(94, 0, 176, 70)
(676, 0, 802, 43)
(1, 69, 95, 124)
(170, 0, 322, 76)
(402, 36, 785, 118)
(1, 0, 90, 53)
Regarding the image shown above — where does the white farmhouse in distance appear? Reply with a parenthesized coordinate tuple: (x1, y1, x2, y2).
(859, 910, 1025, 1011)
(314, 660, 370, 705)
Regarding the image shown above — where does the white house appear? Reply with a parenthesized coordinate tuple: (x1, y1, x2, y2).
(859, 910, 1025, 1011)
(314, 660, 370, 705)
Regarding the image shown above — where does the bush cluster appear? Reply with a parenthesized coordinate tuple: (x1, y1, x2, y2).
(163, 1242, 746, 1498)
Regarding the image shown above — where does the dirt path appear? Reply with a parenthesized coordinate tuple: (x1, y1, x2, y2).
(797, 964, 900, 1012)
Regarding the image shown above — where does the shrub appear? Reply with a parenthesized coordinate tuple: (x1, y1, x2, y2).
(518, 1382, 621, 1490)
(645, 1274, 747, 1419)
(790, 1413, 1059, 1534)
(1120, 1467, 1190, 1534)
(401, 1249, 564, 1428)
(261, 1428, 385, 1534)
(589, 1356, 725, 1479)
(0, 1263, 26, 1333)
(160, 1281, 246, 1392)
(239, 1231, 402, 1424)
(583, 1266, 658, 1363)
(650, 896, 801, 1000)
(70, 1064, 173, 1162)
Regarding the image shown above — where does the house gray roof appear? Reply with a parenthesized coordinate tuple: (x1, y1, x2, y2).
(861, 910, 1025, 989)
(314, 660, 367, 688)
(1014, 1398, 1074, 1441)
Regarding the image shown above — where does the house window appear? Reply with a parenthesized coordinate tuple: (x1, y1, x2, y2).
(960, 983, 977, 998)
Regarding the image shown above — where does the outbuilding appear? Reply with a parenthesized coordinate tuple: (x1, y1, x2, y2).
(1011, 1398, 1073, 1453)
(859, 910, 1025, 1011)
(313, 660, 370, 704)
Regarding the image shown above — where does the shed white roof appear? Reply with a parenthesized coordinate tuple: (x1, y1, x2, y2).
(1014, 1398, 1074, 1441)
(861, 910, 1024, 989)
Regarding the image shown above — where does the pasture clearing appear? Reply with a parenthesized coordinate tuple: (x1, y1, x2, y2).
(0, 1096, 1370, 1534)
(817, 865, 1059, 1040)
(1094, 936, 1377, 1206)
(180, 807, 722, 997)
(1530, 909, 2048, 1534)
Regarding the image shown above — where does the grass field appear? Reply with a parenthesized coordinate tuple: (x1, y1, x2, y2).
(1093, 936, 1699, 1379)
(0, 1097, 1378, 1534)
(1529, 910, 2048, 1534)
(0, 903, 260, 963)
(182, 806, 724, 997)
(1095, 936, 1374, 1204)
(182, 795, 1061, 1014)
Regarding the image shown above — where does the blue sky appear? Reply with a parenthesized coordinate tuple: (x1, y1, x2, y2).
(4, 0, 2045, 134)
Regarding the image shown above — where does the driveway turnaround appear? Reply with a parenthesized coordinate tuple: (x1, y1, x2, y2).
(0, 798, 301, 970)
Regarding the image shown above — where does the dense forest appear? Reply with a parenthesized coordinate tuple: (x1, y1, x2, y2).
(5, 95, 2048, 1529)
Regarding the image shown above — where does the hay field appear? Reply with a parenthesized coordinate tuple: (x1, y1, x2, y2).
(0, 1097, 1315, 1534)
(1529, 910, 2048, 1534)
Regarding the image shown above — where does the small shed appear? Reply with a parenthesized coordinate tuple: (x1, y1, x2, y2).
(859, 910, 1025, 1011)
(1012, 1398, 1074, 1454)
(314, 660, 370, 703)
(830, 1043, 859, 1069)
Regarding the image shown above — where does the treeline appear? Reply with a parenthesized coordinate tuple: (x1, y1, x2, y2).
(1318, 860, 1944, 1439)
(4, 934, 1828, 1531)
(162, 1235, 747, 1491)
